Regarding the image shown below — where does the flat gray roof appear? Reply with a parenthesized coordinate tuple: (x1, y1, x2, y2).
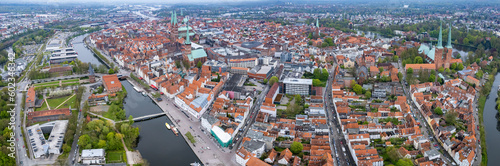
(283, 78, 312, 85)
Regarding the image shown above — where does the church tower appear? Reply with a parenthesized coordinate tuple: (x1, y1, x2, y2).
(183, 21, 192, 63)
(170, 11, 179, 42)
(444, 23, 453, 65)
(434, 22, 444, 69)
(434, 21, 453, 69)
(316, 18, 320, 36)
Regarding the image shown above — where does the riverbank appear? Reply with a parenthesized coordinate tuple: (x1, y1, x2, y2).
(125, 77, 234, 166)
(83, 36, 111, 68)
(478, 71, 497, 166)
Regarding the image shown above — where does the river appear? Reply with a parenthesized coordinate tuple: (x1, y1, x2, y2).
(483, 74, 500, 165)
(71, 34, 105, 66)
(120, 80, 201, 165)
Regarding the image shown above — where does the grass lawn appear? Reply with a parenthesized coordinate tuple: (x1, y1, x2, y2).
(106, 151, 125, 163)
(34, 79, 80, 87)
(36, 95, 76, 111)
(61, 79, 79, 83)
(34, 81, 59, 87)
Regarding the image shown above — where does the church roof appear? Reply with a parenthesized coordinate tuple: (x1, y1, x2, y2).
(187, 49, 208, 62)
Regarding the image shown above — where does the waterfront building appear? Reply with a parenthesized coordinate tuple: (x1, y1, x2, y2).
(102, 74, 122, 93)
(211, 126, 232, 147)
(81, 149, 106, 165)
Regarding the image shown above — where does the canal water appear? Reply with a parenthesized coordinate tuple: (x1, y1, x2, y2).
(71, 34, 105, 66)
(120, 80, 201, 166)
(483, 74, 500, 165)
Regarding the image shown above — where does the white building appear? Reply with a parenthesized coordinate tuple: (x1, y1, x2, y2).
(283, 78, 312, 95)
(81, 149, 106, 165)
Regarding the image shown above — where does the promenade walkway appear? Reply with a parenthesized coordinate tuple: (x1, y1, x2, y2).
(129, 78, 236, 166)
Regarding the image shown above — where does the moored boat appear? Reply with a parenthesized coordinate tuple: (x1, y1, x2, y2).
(165, 122, 171, 130)
(190, 162, 201, 166)
(172, 127, 179, 136)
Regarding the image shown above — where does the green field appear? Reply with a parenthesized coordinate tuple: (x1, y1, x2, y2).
(106, 151, 125, 163)
(34, 79, 80, 87)
(36, 95, 76, 111)
(61, 79, 79, 83)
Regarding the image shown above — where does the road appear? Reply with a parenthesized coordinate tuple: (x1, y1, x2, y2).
(232, 85, 270, 150)
(399, 60, 458, 165)
(14, 30, 131, 166)
(323, 61, 355, 166)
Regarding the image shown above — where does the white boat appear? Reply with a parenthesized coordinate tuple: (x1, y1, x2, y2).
(172, 127, 179, 136)
(142, 92, 147, 96)
(133, 87, 141, 92)
(190, 162, 201, 166)
(165, 123, 171, 130)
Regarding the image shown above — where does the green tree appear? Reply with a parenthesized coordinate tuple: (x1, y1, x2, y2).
(476, 70, 484, 79)
(438, 67, 444, 73)
(434, 107, 443, 115)
(445, 68, 451, 73)
(415, 56, 423, 64)
(398, 72, 403, 81)
(450, 63, 457, 70)
(406, 68, 413, 75)
(290, 141, 303, 154)
(365, 91, 371, 98)
(386, 146, 401, 163)
(428, 74, 435, 82)
(393, 55, 399, 62)
(78, 134, 91, 148)
(197, 61, 203, 68)
(97, 140, 107, 149)
(313, 68, 321, 79)
(353, 84, 363, 94)
(294, 95, 302, 104)
(444, 111, 458, 125)
(320, 68, 329, 81)
(263, 79, 268, 84)
(108, 68, 114, 74)
(379, 67, 384, 74)
(396, 158, 413, 166)
(269, 76, 279, 86)
(321, 42, 328, 48)
(313, 79, 322, 87)
(463, 38, 469, 45)
(457, 63, 464, 70)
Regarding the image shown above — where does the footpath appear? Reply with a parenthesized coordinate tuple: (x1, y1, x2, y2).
(127, 77, 236, 166)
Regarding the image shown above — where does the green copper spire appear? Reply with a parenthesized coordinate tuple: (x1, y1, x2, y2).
(437, 21, 443, 49)
(173, 11, 178, 25)
(185, 22, 191, 45)
(316, 18, 319, 28)
(446, 23, 452, 48)
(170, 11, 173, 25)
(181, 9, 183, 16)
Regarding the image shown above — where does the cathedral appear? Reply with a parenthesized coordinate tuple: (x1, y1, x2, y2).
(407, 22, 462, 73)
(434, 22, 454, 69)
(166, 11, 183, 55)
(167, 11, 207, 66)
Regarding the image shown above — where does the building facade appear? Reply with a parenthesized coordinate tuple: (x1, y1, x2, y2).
(283, 78, 312, 95)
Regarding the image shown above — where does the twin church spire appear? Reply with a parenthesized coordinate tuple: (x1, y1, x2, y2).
(437, 21, 453, 49)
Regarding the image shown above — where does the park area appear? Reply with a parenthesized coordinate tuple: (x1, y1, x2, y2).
(36, 94, 76, 111)
(33, 78, 80, 88)
(106, 151, 126, 163)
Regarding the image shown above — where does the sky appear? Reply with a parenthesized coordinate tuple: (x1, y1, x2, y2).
(0, 0, 266, 4)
